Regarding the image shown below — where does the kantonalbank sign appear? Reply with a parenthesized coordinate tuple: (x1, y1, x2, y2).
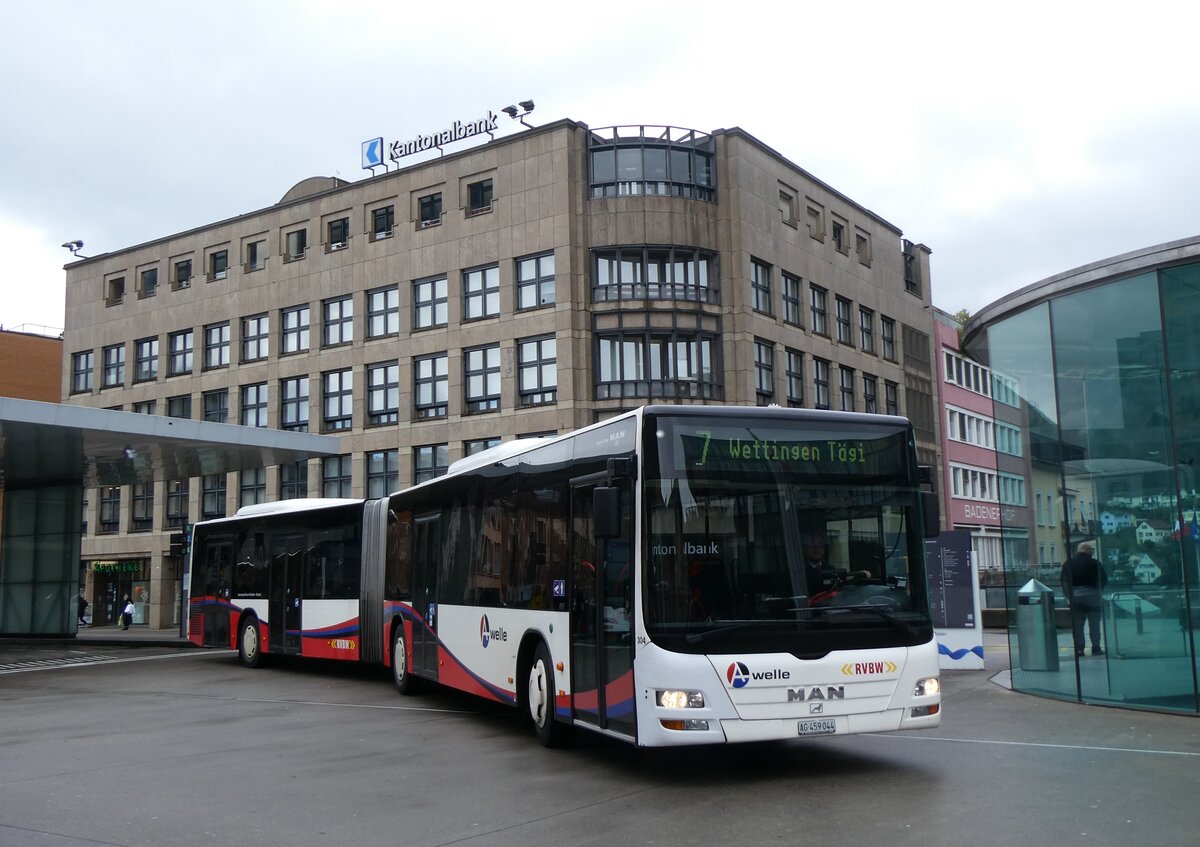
(362, 109, 500, 169)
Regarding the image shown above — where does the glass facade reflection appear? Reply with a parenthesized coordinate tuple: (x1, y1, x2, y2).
(965, 250, 1200, 714)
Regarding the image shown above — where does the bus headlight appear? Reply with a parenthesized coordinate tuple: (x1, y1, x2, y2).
(914, 677, 940, 697)
(656, 689, 705, 709)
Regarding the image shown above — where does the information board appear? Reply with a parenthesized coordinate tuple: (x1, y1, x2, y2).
(925, 530, 984, 670)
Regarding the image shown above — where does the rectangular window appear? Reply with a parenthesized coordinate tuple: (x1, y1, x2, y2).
(463, 265, 500, 320)
(863, 374, 878, 413)
(167, 394, 191, 419)
(367, 449, 400, 498)
(414, 353, 449, 419)
(518, 335, 557, 406)
(101, 347, 124, 388)
(831, 216, 848, 253)
(881, 316, 896, 361)
(242, 314, 269, 362)
(240, 383, 268, 428)
(751, 259, 772, 315)
(943, 349, 993, 398)
(281, 305, 310, 355)
(202, 473, 227, 519)
(165, 479, 189, 529)
(134, 338, 158, 383)
(885, 380, 899, 415)
(754, 339, 774, 406)
(209, 250, 228, 281)
(465, 344, 501, 413)
(204, 322, 230, 369)
(327, 217, 349, 250)
(813, 358, 830, 409)
(285, 228, 307, 261)
(839, 366, 855, 411)
(465, 437, 501, 456)
(835, 297, 853, 345)
(413, 276, 448, 329)
(855, 228, 872, 265)
(168, 329, 193, 376)
(786, 349, 803, 407)
(245, 239, 265, 272)
(173, 259, 192, 289)
(467, 179, 493, 215)
(414, 444, 449, 484)
(324, 295, 354, 346)
(72, 351, 94, 394)
(367, 361, 400, 425)
(131, 482, 154, 531)
(323, 369, 353, 431)
(418, 193, 442, 228)
(98, 486, 121, 534)
(779, 188, 797, 225)
(859, 308, 875, 354)
(203, 389, 228, 423)
(322, 455, 353, 498)
(240, 467, 267, 508)
(997, 421, 1023, 457)
(810, 286, 828, 335)
(133, 400, 155, 415)
(806, 201, 825, 241)
(139, 267, 158, 299)
(782, 273, 803, 326)
(947, 406, 996, 449)
(280, 461, 308, 500)
(517, 252, 555, 310)
(280, 376, 310, 431)
(367, 285, 399, 338)
(105, 276, 125, 306)
(371, 205, 395, 240)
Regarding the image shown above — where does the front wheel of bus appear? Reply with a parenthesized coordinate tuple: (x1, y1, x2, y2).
(392, 626, 415, 695)
(238, 616, 261, 669)
(527, 643, 566, 747)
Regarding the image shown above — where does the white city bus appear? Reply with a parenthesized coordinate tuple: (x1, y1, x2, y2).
(189, 405, 942, 747)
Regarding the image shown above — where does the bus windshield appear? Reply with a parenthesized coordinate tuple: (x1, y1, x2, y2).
(642, 413, 932, 655)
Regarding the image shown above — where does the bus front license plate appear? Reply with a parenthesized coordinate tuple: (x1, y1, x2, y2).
(797, 718, 837, 737)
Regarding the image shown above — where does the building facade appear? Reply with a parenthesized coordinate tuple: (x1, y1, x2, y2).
(62, 118, 939, 629)
(963, 236, 1200, 715)
(0, 328, 62, 402)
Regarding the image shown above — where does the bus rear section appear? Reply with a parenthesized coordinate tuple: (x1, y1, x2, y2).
(188, 500, 369, 666)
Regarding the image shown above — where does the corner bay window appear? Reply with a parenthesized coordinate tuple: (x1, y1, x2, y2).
(596, 331, 720, 400)
(593, 246, 718, 303)
(588, 125, 715, 201)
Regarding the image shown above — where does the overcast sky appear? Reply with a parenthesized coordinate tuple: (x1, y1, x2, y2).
(4, 1, 1199, 332)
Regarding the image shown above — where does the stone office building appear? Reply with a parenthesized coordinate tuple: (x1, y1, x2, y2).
(61, 115, 940, 628)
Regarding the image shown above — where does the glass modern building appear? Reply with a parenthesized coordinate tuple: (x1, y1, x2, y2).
(962, 237, 1200, 714)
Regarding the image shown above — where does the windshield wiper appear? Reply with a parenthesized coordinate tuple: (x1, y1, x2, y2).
(683, 620, 762, 644)
(823, 605, 923, 638)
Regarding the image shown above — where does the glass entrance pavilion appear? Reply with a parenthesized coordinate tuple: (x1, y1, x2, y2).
(963, 237, 1200, 715)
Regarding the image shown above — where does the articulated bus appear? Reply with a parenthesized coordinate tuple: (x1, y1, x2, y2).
(188, 405, 943, 747)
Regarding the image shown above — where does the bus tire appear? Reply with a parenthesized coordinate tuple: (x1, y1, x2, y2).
(527, 642, 567, 747)
(392, 625, 416, 695)
(238, 615, 262, 669)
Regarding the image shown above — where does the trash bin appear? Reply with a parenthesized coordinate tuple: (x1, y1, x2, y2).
(1016, 579, 1059, 671)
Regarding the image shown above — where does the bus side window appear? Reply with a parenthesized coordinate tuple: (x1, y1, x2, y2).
(386, 506, 413, 601)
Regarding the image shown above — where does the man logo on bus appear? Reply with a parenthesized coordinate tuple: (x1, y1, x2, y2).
(481, 614, 491, 648)
(727, 661, 751, 688)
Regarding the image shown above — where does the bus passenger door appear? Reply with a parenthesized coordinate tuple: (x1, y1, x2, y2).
(570, 478, 635, 738)
(269, 535, 304, 654)
(201, 541, 232, 648)
(411, 513, 441, 679)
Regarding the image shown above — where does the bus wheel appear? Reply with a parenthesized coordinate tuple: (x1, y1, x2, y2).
(392, 626, 415, 695)
(238, 616, 261, 669)
(527, 642, 566, 747)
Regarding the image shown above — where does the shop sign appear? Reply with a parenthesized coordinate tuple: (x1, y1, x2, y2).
(92, 561, 140, 574)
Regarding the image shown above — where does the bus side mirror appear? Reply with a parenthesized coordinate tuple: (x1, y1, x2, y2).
(594, 487, 622, 539)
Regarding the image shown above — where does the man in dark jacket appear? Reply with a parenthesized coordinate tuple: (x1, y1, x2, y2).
(1061, 541, 1108, 657)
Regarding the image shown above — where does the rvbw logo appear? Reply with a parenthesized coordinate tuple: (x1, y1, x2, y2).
(480, 614, 507, 648)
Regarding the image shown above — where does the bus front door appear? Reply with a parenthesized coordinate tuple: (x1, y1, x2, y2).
(570, 479, 635, 738)
(411, 514, 442, 679)
(269, 536, 304, 654)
